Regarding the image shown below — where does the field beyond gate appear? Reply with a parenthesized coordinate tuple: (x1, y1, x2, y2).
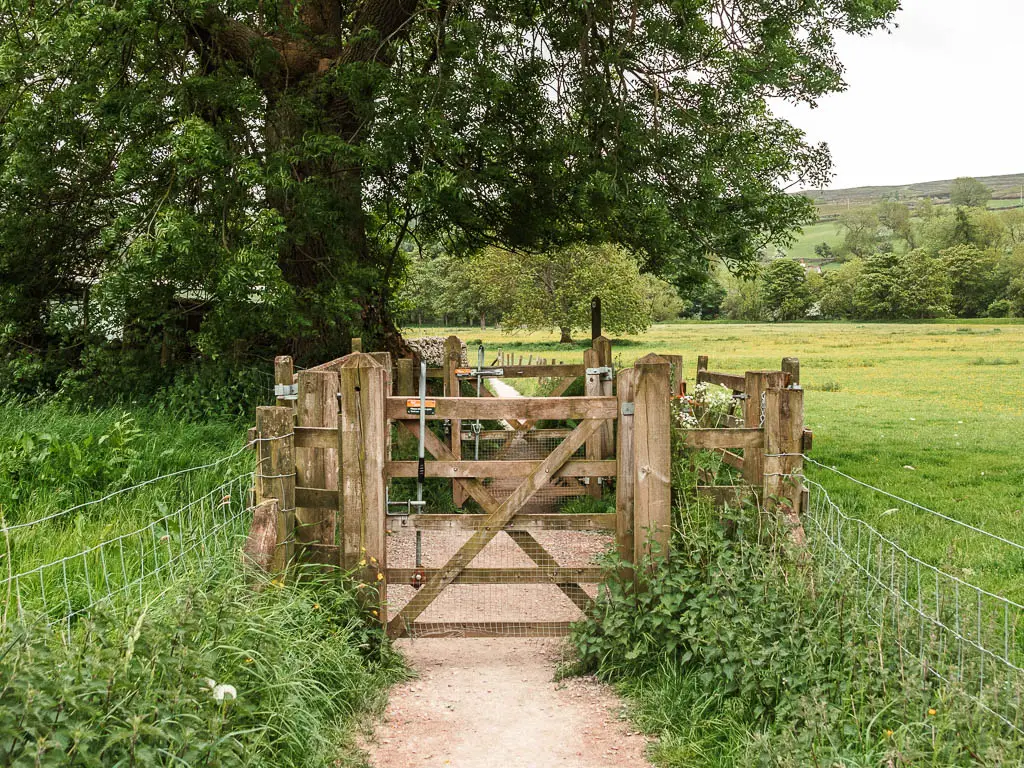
(248, 334, 808, 639)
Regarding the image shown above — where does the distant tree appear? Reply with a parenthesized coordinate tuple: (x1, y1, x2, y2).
(877, 200, 915, 248)
(721, 274, 764, 321)
(919, 207, 1005, 252)
(680, 274, 728, 319)
(818, 259, 864, 318)
(475, 244, 650, 343)
(854, 250, 951, 319)
(813, 242, 836, 259)
(837, 207, 881, 257)
(760, 260, 812, 321)
(940, 245, 1002, 318)
(950, 177, 992, 208)
(642, 275, 687, 322)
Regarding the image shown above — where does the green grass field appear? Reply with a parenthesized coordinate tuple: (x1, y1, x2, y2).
(779, 220, 844, 262)
(414, 320, 1024, 599)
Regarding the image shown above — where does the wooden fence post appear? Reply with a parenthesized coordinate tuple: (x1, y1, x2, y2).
(444, 335, 466, 507)
(296, 370, 340, 563)
(396, 358, 414, 396)
(584, 348, 603, 499)
(696, 355, 708, 374)
(742, 370, 786, 486)
(338, 353, 387, 620)
(763, 387, 806, 548)
(615, 368, 637, 573)
(274, 356, 295, 409)
(633, 354, 671, 564)
(593, 335, 614, 459)
(351, 337, 362, 353)
(663, 354, 684, 396)
(782, 357, 800, 387)
(255, 406, 296, 574)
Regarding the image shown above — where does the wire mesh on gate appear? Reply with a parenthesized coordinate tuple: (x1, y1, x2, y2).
(804, 477, 1024, 734)
(463, 430, 589, 510)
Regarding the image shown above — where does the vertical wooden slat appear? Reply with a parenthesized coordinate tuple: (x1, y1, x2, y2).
(615, 368, 637, 572)
(396, 358, 414, 396)
(696, 355, 708, 374)
(632, 353, 671, 563)
(742, 370, 786, 486)
(296, 370, 339, 554)
(663, 354, 684, 397)
(351, 337, 363, 353)
(763, 387, 806, 547)
(445, 335, 466, 507)
(256, 406, 296, 574)
(584, 348, 602, 499)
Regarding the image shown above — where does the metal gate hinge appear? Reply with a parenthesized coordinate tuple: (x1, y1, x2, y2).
(620, 402, 635, 416)
(586, 366, 613, 381)
(274, 383, 298, 400)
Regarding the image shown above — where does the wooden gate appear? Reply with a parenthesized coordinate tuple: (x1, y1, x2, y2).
(249, 343, 675, 639)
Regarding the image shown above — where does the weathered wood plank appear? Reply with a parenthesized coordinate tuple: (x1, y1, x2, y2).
(295, 426, 339, 449)
(683, 428, 762, 451)
(633, 354, 671, 563)
(720, 450, 744, 470)
(296, 370, 339, 549)
(764, 387, 806, 547)
(384, 459, 617, 479)
(386, 396, 617, 421)
(397, 513, 616, 531)
(743, 371, 786, 485)
(255, 406, 296, 574)
(615, 367, 637, 570)
(386, 566, 603, 584)
(697, 370, 745, 391)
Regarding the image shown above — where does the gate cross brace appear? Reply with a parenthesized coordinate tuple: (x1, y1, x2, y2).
(389, 418, 604, 637)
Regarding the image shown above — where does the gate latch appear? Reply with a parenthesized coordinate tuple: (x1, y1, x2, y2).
(455, 367, 504, 379)
(274, 383, 298, 400)
(585, 366, 613, 381)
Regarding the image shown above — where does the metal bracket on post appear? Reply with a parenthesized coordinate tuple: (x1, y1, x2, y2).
(274, 383, 298, 400)
(586, 366, 613, 381)
(455, 367, 504, 379)
(620, 401, 635, 416)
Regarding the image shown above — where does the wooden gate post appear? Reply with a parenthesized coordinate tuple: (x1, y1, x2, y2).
(615, 368, 637, 573)
(444, 335, 467, 507)
(763, 387, 806, 547)
(663, 354, 684, 397)
(742, 370, 786, 486)
(255, 406, 296, 574)
(584, 348, 603, 499)
(296, 370, 340, 563)
(592, 335, 614, 458)
(338, 353, 388, 619)
(274, 356, 295, 410)
(632, 354, 671, 564)
(782, 357, 800, 387)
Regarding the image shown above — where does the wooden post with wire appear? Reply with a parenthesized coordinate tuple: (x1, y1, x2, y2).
(255, 406, 296, 574)
(763, 386, 806, 548)
(593, 335, 614, 460)
(742, 370, 786, 486)
(295, 370, 339, 562)
(632, 353, 671, 565)
(338, 353, 387, 620)
(584, 347, 603, 499)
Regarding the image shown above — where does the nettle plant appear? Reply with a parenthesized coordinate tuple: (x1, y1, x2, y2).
(674, 382, 739, 430)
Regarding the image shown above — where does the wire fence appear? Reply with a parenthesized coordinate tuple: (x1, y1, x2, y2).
(800, 464, 1024, 735)
(0, 435, 278, 640)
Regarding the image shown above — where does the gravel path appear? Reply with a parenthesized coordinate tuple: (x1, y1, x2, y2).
(363, 639, 653, 768)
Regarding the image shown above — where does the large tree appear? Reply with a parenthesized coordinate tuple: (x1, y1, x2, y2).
(0, 0, 899, 376)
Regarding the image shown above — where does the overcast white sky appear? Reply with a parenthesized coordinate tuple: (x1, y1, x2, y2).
(773, 0, 1024, 191)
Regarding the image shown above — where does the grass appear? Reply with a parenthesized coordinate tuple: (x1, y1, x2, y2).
(779, 220, 843, 262)
(410, 320, 1024, 600)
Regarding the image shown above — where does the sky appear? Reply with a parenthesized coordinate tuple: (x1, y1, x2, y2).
(772, 0, 1024, 191)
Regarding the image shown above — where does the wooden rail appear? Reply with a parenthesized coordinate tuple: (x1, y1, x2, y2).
(697, 370, 745, 391)
(393, 513, 616, 531)
(385, 395, 617, 421)
(384, 459, 617, 478)
(425, 364, 585, 379)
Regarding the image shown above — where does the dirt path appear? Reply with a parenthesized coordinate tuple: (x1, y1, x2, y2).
(364, 639, 653, 768)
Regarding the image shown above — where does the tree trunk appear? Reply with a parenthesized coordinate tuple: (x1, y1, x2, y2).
(479, 312, 486, 330)
(559, 326, 573, 343)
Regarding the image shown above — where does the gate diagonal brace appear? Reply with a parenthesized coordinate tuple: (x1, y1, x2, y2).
(390, 419, 603, 637)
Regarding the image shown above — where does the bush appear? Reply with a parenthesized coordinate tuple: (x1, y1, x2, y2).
(0, 564, 403, 767)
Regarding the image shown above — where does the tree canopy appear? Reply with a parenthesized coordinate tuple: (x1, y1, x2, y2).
(1, 0, 899, 389)
(949, 177, 992, 209)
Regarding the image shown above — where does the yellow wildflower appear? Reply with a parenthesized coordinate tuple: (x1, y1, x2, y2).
(927, 708, 937, 716)
(312, 603, 321, 611)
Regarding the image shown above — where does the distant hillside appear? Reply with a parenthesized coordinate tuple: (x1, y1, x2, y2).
(803, 172, 1024, 206)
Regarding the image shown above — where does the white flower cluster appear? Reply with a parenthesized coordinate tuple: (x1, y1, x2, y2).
(204, 678, 238, 702)
(693, 382, 734, 411)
